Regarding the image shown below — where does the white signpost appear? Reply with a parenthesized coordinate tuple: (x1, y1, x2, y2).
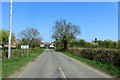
(21, 45, 29, 49)
(21, 45, 29, 57)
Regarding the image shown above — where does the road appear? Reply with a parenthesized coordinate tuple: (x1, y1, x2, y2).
(14, 49, 111, 78)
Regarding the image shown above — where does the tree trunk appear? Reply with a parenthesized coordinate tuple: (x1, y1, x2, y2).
(63, 39, 67, 51)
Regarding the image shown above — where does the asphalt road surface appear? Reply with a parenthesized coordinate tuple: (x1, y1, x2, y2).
(14, 49, 111, 78)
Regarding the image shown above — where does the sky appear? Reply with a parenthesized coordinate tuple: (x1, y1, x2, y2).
(2, 2, 118, 42)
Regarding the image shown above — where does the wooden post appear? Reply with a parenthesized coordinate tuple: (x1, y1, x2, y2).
(27, 49, 28, 57)
(21, 49, 23, 57)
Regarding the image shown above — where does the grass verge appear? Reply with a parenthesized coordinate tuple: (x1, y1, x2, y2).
(2, 48, 44, 78)
(0, 59, 2, 79)
(62, 51, 120, 78)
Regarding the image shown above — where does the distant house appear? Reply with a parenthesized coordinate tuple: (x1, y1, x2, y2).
(40, 42, 45, 48)
(40, 42, 52, 48)
(49, 42, 55, 48)
(4, 44, 8, 47)
(12, 39, 21, 47)
(4, 39, 21, 48)
(44, 42, 50, 47)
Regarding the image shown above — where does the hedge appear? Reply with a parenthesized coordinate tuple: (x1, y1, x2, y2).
(68, 48, 120, 67)
(2, 48, 38, 59)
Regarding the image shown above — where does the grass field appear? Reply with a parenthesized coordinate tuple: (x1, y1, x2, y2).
(2, 48, 44, 78)
(62, 51, 120, 78)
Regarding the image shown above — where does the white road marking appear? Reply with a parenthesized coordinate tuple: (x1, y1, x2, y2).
(59, 67, 67, 79)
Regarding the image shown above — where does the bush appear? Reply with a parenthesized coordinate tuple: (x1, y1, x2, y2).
(2, 49, 21, 59)
(67, 48, 120, 67)
(2, 48, 33, 59)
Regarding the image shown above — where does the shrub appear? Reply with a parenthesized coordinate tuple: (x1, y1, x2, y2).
(67, 48, 120, 67)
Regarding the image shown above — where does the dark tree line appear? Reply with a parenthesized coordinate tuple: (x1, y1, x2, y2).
(70, 39, 118, 49)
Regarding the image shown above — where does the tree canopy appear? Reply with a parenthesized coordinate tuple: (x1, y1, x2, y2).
(19, 28, 42, 47)
(0, 29, 15, 45)
(52, 19, 80, 51)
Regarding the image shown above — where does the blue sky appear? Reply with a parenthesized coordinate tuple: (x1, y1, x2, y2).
(2, 2, 118, 42)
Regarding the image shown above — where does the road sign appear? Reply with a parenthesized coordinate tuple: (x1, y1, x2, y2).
(21, 45, 29, 49)
(21, 45, 29, 57)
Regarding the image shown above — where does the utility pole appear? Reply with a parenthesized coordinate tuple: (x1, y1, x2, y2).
(8, 0, 12, 59)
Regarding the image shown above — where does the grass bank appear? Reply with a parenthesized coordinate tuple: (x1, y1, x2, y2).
(2, 48, 44, 78)
(0, 59, 2, 79)
(62, 51, 120, 78)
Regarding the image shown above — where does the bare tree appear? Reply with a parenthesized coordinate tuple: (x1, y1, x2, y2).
(19, 28, 42, 47)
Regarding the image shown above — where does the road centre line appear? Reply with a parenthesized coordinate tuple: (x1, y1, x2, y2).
(59, 67, 67, 79)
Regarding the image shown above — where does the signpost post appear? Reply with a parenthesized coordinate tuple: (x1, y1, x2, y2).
(21, 45, 29, 57)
